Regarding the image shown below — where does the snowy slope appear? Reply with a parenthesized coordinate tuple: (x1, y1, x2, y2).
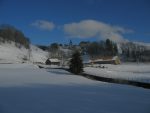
(30, 45, 48, 63)
(0, 42, 28, 63)
(0, 63, 150, 113)
(0, 42, 48, 64)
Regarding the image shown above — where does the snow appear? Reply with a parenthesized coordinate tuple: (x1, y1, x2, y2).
(47, 58, 60, 62)
(134, 41, 150, 50)
(112, 56, 118, 60)
(0, 63, 97, 87)
(0, 42, 48, 64)
(30, 45, 48, 63)
(84, 63, 150, 83)
(0, 42, 150, 113)
(60, 47, 72, 54)
(0, 42, 28, 63)
(0, 63, 150, 113)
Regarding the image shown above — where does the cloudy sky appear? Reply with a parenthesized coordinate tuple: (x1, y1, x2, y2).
(0, 0, 150, 45)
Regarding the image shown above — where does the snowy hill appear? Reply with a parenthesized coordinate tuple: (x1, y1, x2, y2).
(30, 45, 48, 63)
(0, 42, 48, 64)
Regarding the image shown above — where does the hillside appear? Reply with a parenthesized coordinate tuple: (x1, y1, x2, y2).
(0, 25, 30, 49)
(0, 42, 48, 64)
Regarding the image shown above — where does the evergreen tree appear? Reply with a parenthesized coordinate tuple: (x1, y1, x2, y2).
(105, 39, 113, 56)
(126, 48, 130, 58)
(69, 50, 83, 74)
(113, 43, 118, 55)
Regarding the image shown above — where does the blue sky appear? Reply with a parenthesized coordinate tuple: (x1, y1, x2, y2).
(0, 0, 150, 45)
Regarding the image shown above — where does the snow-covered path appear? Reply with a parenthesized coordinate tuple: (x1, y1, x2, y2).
(0, 64, 150, 113)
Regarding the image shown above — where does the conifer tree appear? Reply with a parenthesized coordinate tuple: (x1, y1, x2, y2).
(69, 50, 83, 74)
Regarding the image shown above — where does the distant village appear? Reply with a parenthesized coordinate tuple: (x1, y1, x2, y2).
(38, 39, 150, 67)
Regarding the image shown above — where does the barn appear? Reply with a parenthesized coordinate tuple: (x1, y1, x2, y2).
(92, 56, 121, 65)
(45, 58, 60, 65)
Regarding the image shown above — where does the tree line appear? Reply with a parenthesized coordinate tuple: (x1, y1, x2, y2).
(79, 39, 118, 59)
(121, 42, 150, 62)
(0, 24, 30, 49)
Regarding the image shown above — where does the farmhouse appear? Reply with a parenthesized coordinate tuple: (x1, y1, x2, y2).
(92, 56, 121, 65)
(45, 58, 60, 65)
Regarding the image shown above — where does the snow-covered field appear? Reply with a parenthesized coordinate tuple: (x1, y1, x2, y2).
(84, 63, 150, 83)
(0, 63, 150, 113)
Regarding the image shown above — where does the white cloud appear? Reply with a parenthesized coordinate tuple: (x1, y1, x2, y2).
(31, 20, 55, 31)
(64, 20, 132, 42)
